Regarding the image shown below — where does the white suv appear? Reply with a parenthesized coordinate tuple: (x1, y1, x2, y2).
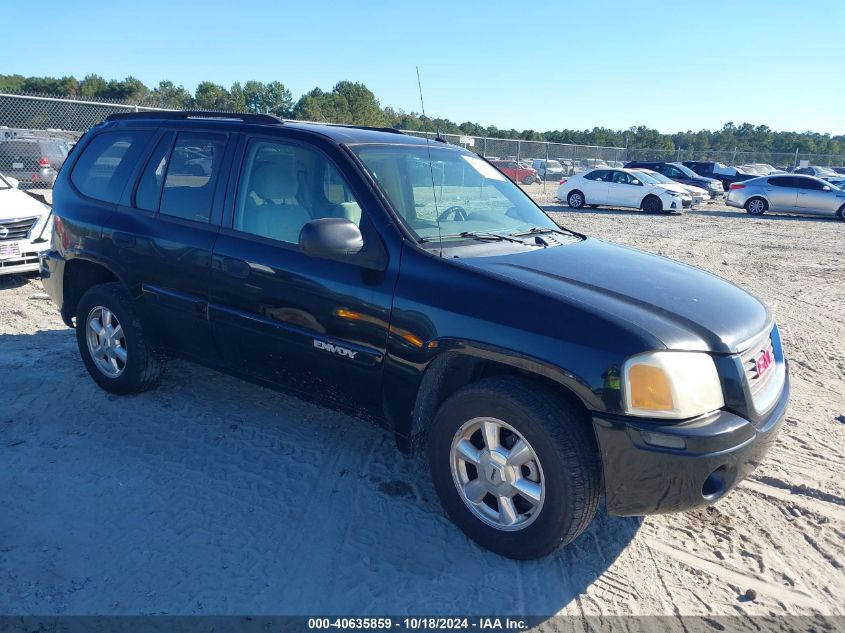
(0, 173, 52, 275)
(556, 167, 692, 213)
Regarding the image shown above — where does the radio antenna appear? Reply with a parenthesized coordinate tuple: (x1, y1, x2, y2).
(416, 66, 443, 255)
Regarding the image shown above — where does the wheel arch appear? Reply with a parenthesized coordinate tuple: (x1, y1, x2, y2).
(398, 344, 597, 454)
(61, 257, 125, 327)
(640, 193, 664, 211)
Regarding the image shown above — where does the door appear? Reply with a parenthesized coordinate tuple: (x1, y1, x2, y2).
(764, 176, 798, 211)
(103, 126, 236, 362)
(208, 134, 399, 416)
(581, 169, 611, 204)
(793, 177, 837, 215)
(606, 170, 642, 207)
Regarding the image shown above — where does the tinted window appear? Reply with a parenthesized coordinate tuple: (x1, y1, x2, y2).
(584, 169, 610, 181)
(663, 165, 685, 178)
(768, 176, 793, 187)
(234, 139, 365, 244)
(134, 134, 173, 212)
(793, 177, 824, 190)
(71, 131, 152, 203)
(158, 132, 227, 223)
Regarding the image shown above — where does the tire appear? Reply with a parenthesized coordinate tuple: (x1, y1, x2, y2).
(837, 205, 845, 221)
(522, 175, 535, 185)
(641, 195, 664, 214)
(427, 377, 602, 560)
(567, 190, 586, 209)
(745, 197, 768, 215)
(75, 282, 164, 395)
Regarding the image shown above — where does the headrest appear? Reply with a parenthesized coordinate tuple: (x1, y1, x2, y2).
(252, 159, 298, 200)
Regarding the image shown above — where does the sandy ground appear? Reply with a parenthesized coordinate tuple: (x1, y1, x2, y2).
(0, 193, 843, 621)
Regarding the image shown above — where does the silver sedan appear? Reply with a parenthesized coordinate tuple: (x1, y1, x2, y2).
(725, 175, 845, 220)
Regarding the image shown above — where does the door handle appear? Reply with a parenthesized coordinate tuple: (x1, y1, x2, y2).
(113, 232, 135, 247)
(220, 257, 250, 279)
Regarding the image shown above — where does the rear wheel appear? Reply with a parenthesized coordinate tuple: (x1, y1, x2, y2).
(745, 197, 768, 215)
(427, 377, 602, 559)
(567, 190, 586, 209)
(641, 195, 663, 214)
(522, 175, 536, 185)
(76, 282, 164, 395)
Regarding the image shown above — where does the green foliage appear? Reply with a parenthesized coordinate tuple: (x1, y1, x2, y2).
(1, 72, 844, 156)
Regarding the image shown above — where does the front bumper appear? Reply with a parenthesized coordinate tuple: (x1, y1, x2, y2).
(592, 368, 789, 516)
(0, 238, 51, 275)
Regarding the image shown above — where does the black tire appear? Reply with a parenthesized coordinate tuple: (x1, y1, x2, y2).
(567, 190, 586, 209)
(75, 282, 164, 395)
(521, 175, 535, 185)
(837, 205, 845, 221)
(427, 377, 602, 560)
(641, 195, 664, 214)
(745, 197, 768, 215)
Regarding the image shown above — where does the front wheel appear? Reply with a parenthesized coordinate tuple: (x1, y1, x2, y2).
(76, 282, 164, 395)
(427, 377, 602, 559)
(837, 205, 845, 221)
(522, 175, 536, 185)
(641, 195, 664, 214)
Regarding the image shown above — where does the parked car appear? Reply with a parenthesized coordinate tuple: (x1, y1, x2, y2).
(573, 158, 608, 173)
(829, 166, 845, 174)
(0, 137, 67, 189)
(490, 159, 539, 184)
(791, 165, 840, 181)
(726, 175, 845, 219)
(624, 161, 725, 199)
(41, 111, 789, 560)
(0, 171, 53, 275)
(556, 167, 692, 213)
(632, 168, 710, 206)
(531, 159, 568, 181)
(681, 161, 756, 191)
(740, 163, 787, 176)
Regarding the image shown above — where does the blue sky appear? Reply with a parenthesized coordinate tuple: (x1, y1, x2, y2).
(5, 0, 843, 134)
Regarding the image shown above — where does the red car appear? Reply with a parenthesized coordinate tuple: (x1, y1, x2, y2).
(490, 160, 539, 185)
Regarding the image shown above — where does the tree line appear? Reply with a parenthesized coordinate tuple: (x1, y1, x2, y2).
(1, 73, 843, 156)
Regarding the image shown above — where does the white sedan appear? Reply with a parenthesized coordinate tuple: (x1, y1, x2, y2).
(556, 168, 692, 213)
(0, 173, 53, 275)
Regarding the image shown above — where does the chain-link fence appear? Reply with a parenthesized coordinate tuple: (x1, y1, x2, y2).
(3, 92, 845, 197)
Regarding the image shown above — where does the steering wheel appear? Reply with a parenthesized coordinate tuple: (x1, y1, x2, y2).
(438, 205, 468, 222)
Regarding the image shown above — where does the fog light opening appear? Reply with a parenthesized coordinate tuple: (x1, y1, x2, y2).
(702, 466, 728, 500)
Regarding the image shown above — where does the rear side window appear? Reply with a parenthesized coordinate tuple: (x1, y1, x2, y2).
(71, 131, 152, 203)
(158, 132, 227, 223)
(768, 176, 792, 187)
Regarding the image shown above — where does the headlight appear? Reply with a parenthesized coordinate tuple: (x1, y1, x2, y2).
(622, 351, 724, 419)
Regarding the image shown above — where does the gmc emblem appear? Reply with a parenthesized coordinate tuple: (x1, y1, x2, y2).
(754, 345, 774, 378)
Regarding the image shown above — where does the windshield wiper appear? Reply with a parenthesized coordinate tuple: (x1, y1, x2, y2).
(423, 231, 527, 244)
(510, 226, 579, 238)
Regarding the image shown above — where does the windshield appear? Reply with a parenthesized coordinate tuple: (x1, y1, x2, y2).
(637, 170, 672, 184)
(353, 144, 558, 241)
(631, 170, 659, 185)
(671, 163, 701, 179)
(546, 160, 563, 169)
(815, 166, 837, 176)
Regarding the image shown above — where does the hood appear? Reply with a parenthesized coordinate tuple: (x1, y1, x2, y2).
(458, 237, 770, 354)
(0, 186, 50, 221)
(658, 183, 695, 195)
(682, 184, 708, 195)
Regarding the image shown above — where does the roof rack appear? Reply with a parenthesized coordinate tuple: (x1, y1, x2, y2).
(104, 111, 282, 124)
(285, 120, 405, 135)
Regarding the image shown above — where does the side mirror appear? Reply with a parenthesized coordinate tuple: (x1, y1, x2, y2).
(299, 218, 386, 271)
(822, 185, 831, 191)
(6, 176, 19, 189)
(631, 179, 641, 186)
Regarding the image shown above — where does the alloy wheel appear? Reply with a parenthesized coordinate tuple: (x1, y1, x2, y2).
(85, 305, 127, 378)
(449, 417, 545, 531)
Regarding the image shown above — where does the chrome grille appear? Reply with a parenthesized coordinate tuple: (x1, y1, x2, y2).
(0, 216, 39, 241)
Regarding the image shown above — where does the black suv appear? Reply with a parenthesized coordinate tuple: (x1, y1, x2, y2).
(624, 161, 725, 199)
(41, 112, 789, 559)
(681, 161, 756, 191)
